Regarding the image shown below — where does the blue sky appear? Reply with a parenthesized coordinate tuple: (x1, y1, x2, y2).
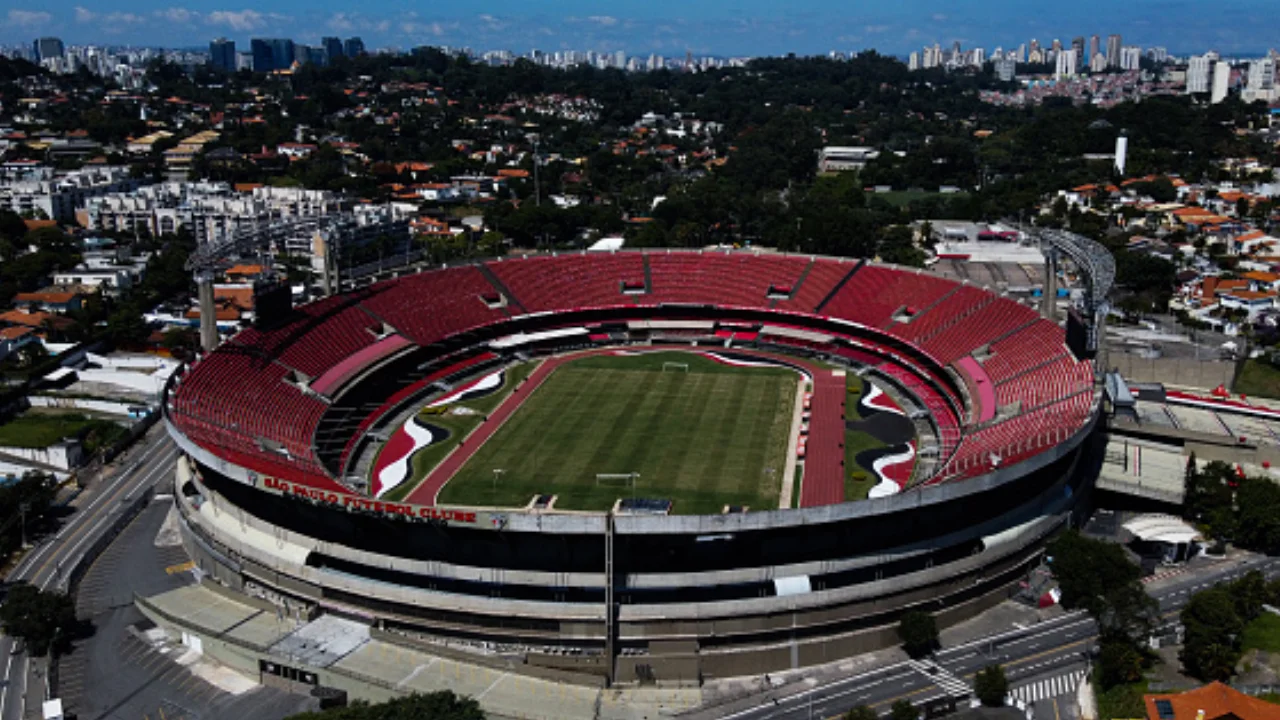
(1, 0, 1276, 57)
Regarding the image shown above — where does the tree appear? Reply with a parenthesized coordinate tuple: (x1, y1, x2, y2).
(897, 610, 939, 659)
(1046, 531, 1156, 645)
(1180, 587, 1243, 681)
(1097, 640, 1147, 688)
(974, 665, 1008, 707)
(284, 690, 484, 720)
(1235, 476, 1280, 555)
(889, 699, 919, 720)
(0, 584, 78, 657)
(846, 706, 879, 720)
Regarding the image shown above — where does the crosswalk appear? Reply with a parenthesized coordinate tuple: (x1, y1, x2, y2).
(1010, 670, 1085, 704)
(906, 658, 971, 696)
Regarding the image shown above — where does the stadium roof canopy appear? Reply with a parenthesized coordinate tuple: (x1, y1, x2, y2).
(1122, 514, 1201, 544)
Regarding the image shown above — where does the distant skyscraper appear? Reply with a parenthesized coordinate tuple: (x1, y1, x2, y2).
(209, 37, 236, 72)
(1247, 58, 1276, 92)
(1071, 37, 1085, 68)
(1056, 49, 1078, 78)
(250, 38, 294, 72)
(322, 36, 344, 61)
(614, 50, 626, 68)
(908, 51, 920, 71)
(1106, 34, 1122, 68)
(995, 58, 1016, 82)
(33, 37, 64, 62)
(1089, 35, 1100, 61)
(344, 37, 365, 57)
(1114, 131, 1128, 176)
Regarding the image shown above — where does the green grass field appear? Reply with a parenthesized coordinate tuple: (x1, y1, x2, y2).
(1235, 359, 1280, 401)
(437, 351, 798, 513)
(1243, 613, 1280, 653)
(0, 413, 124, 450)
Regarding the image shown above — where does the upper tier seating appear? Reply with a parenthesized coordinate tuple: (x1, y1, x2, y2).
(487, 254, 645, 313)
(775, 258, 853, 313)
(647, 253, 810, 306)
(982, 320, 1068, 382)
(231, 295, 382, 379)
(821, 265, 955, 328)
(358, 266, 510, 346)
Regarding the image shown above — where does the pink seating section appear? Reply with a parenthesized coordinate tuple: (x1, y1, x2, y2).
(487, 254, 644, 312)
(646, 253, 810, 306)
(170, 252, 1095, 498)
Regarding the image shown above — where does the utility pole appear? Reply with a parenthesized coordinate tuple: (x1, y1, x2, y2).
(20, 501, 29, 549)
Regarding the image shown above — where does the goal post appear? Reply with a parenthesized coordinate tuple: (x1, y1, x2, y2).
(662, 362, 690, 373)
(595, 472, 640, 489)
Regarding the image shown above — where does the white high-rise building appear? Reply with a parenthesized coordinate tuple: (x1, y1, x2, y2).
(1056, 49, 1078, 78)
(1120, 46, 1141, 71)
(970, 47, 985, 67)
(908, 51, 920, 71)
(1090, 52, 1107, 73)
(1247, 58, 1275, 91)
(1211, 60, 1231, 103)
(1187, 53, 1215, 94)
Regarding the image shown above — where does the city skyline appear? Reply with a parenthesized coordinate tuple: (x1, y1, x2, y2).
(1, 0, 1278, 57)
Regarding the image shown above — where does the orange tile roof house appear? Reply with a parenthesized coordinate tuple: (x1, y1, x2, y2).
(1145, 682, 1280, 720)
(11, 291, 83, 314)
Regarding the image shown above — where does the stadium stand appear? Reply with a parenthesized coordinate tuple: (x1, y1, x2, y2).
(169, 251, 1098, 504)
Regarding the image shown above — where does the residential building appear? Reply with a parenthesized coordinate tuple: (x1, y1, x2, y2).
(1144, 681, 1280, 720)
(1089, 35, 1100, 62)
(11, 291, 83, 314)
(1211, 60, 1230, 104)
(1106, 34, 1122, 68)
(1245, 58, 1277, 101)
(995, 58, 1017, 82)
(209, 38, 236, 72)
(85, 183, 355, 245)
(818, 146, 880, 172)
(0, 166, 142, 222)
(1090, 52, 1108, 73)
(1071, 37, 1085, 68)
(908, 51, 920, 71)
(1120, 46, 1142, 71)
(1187, 53, 1216, 94)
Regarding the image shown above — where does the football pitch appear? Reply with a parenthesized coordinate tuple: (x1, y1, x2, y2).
(436, 351, 799, 514)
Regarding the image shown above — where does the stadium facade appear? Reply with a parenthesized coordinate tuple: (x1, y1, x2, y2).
(164, 246, 1109, 684)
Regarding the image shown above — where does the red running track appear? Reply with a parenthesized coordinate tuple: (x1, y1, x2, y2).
(404, 354, 568, 506)
(799, 368, 847, 508)
(405, 346, 848, 509)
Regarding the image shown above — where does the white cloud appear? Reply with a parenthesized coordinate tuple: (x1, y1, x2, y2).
(864, 24, 890, 34)
(931, 13, 948, 22)
(6, 9, 52, 28)
(204, 9, 283, 31)
(586, 15, 618, 26)
(74, 6, 95, 23)
(106, 12, 147, 25)
(327, 12, 355, 32)
(156, 7, 197, 24)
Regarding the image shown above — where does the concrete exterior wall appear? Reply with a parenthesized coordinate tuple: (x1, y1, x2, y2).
(0, 442, 82, 470)
(1108, 354, 1237, 391)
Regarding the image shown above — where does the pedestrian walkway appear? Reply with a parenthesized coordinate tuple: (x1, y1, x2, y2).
(906, 658, 971, 697)
(1010, 670, 1085, 704)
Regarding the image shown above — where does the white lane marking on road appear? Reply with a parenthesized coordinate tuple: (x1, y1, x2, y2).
(1010, 670, 1085, 704)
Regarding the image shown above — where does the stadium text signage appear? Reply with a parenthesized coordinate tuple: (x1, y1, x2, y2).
(261, 477, 479, 524)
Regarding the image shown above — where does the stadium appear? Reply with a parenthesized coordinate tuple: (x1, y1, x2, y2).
(164, 237, 1111, 684)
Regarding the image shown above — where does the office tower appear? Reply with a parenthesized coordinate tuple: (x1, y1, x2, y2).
(33, 37, 64, 61)
(1120, 46, 1141, 71)
(1056, 49, 1078, 78)
(970, 47, 985, 67)
(1089, 35, 1100, 61)
(293, 43, 311, 66)
(344, 37, 365, 57)
(1106, 34, 1122, 68)
(209, 37, 236, 72)
(250, 38, 293, 72)
(1211, 60, 1230, 103)
(1187, 53, 1214, 94)
(1051, 39, 1062, 53)
(322, 36, 344, 61)
(1072, 37, 1085, 68)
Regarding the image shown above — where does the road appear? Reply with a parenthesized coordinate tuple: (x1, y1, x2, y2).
(0, 428, 179, 720)
(692, 556, 1280, 720)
